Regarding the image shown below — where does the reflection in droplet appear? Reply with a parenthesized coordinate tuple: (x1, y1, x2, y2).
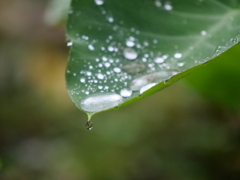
(121, 62, 146, 75)
(85, 121, 93, 130)
(120, 88, 132, 97)
(80, 93, 123, 112)
(140, 83, 156, 94)
(94, 0, 104, 6)
(123, 48, 138, 60)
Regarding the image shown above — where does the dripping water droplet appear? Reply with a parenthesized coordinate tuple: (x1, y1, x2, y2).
(85, 121, 93, 130)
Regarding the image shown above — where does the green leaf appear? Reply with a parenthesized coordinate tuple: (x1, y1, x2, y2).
(186, 43, 240, 109)
(66, 0, 240, 118)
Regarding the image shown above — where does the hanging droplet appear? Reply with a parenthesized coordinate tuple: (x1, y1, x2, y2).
(123, 48, 138, 60)
(85, 120, 93, 130)
(80, 93, 123, 112)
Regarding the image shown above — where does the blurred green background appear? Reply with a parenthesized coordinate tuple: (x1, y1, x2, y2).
(1, 0, 240, 179)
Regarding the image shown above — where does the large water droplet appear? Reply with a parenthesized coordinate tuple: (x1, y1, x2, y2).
(94, 0, 104, 6)
(130, 71, 173, 91)
(123, 48, 138, 60)
(80, 93, 123, 112)
(121, 62, 146, 75)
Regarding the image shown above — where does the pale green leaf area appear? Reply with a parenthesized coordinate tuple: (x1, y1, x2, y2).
(66, 0, 240, 120)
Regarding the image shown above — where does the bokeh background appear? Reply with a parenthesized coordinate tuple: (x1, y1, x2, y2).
(1, 0, 240, 179)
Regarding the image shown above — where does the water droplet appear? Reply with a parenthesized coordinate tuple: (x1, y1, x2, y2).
(155, 0, 162, 7)
(97, 73, 104, 79)
(104, 62, 111, 68)
(164, 2, 173, 10)
(130, 72, 173, 91)
(123, 48, 138, 60)
(94, 0, 104, 5)
(80, 93, 123, 112)
(174, 53, 182, 59)
(107, 17, 114, 23)
(201, 30, 207, 36)
(120, 88, 132, 97)
(140, 83, 156, 94)
(215, 46, 227, 56)
(113, 67, 121, 73)
(88, 44, 95, 51)
(85, 121, 93, 130)
(80, 78, 86, 83)
(67, 41, 73, 47)
(177, 62, 185, 67)
(154, 57, 165, 63)
(121, 62, 146, 75)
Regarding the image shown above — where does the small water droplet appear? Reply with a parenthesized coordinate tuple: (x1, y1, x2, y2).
(94, 0, 104, 5)
(164, 2, 173, 10)
(177, 62, 185, 67)
(88, 44, 95, 51)
(154, 57, 165, 63)
(97, 73, 104, 79)
(113, 67, 121, 73)
(80, 93, 123, 112)
(201, 30, 207, 36)
(174, 53, 182, 59)
(123, 48, 138, 60)
(107, 17, 114, 23)
(215, 46, 227, 56)
(155, 0, 162, 7)
(85, 121, 93, 130)
(67, 41, 73, 47)
(120, 88, 132, 97)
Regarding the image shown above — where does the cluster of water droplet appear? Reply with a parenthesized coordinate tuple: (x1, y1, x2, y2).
(66, 0, 240, 126)
(66, 0, 189, 116)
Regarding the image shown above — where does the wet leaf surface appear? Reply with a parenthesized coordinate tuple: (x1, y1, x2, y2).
(66, 0, 240, 117)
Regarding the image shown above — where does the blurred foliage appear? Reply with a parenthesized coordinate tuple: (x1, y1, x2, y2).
(0, 0, 240, 180)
